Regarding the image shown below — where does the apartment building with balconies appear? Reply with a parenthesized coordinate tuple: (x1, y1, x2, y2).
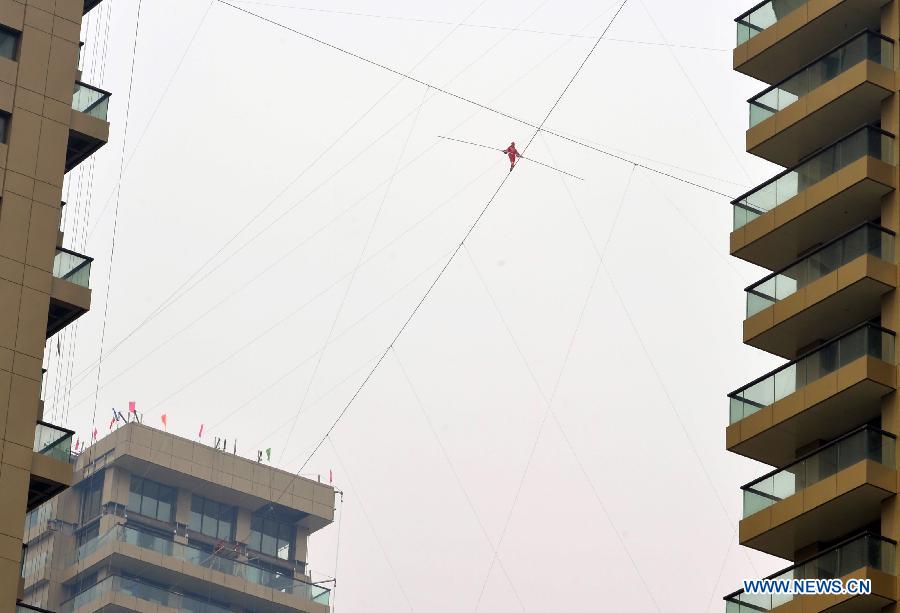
(726, 0, 900, 610)
(19, 422, 335, 613)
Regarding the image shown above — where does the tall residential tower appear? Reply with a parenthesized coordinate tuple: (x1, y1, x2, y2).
(726, 0, 900, 610)
(0, 0, 111, 610)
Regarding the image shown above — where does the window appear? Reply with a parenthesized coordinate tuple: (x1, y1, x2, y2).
(0, 111, 10, 144)
(248, 514, 294, 561)
(127, 477, 176, 523)
(79, 474, 103, 523)
(76, 523, 99, 549)
(189, 496, 234, 541)
(0, 26, 19, 61)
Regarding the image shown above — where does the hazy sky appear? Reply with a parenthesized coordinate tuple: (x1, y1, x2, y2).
(45, 0, 791, 610)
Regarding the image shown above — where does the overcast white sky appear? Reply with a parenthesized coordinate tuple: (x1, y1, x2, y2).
(43, 0, 793, 610)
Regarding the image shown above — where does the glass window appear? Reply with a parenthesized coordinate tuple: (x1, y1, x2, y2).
(127, 476, 176, 523)
(249, 513, 295, 561)
(80, 474, 104, 523)
(0, 111, 11, 145)
(189, 496, 235, 541)
(0, 26, 19, 61)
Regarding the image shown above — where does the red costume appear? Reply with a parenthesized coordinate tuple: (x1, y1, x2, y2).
(504, 142, 521, 171)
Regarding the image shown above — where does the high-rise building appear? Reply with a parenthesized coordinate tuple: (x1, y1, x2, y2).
(0, 0, 112, 610)
(725, 1, 900, 610)
(20, 421, 335, 613)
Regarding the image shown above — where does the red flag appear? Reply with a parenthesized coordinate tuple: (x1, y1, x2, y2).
(108, 417, 115, 430)
(329, 469, 333, 483)
(198, 424, 204, 438)
(128, 401, 136, 414)
(74, 438, 80, 451)
(161, 414, 167, 428)
(91, 427, 97, 440)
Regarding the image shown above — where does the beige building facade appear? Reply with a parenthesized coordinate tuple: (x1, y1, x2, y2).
(726, 0, 900, 610)
(20, 422, 335, 613)
(0, 0, 111, 611)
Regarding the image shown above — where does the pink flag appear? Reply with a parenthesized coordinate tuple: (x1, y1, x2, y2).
(108, 417, 115, 430)
(91, 427, 97, 441)
(128, 401, 136, 414)
(329, 469, 333, 484)
(198, 424, 204, 438)
(161, 414, 167, 428)
(74, 438, 80, 451)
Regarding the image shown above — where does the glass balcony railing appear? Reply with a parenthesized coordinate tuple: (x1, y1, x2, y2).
(728, 323, 895, 424)
(53, 248, 92, 288)
(732, 125, 895, 229)
(731, 126, 894, 230)
(33, 421, 74, 463)
(60, 575, 234, 613)
(725, 533, 896, 611)
(745, 223, 895, 317)
(736, 0, 807, 45)
(71, 81, 110, 120)
(742, 426, 896, 517)
(749, 30, 894, 127)
(73, 525, 331, 604)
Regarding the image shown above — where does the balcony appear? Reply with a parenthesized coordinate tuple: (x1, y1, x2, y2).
(747, 30, 894, 167)
(724, 533, 897, 612)
(726, 323, 896, 466)
(68, 524, 331, 611)
(734, 0, 885, 83)
(28, 421, 74, 512)
(60, 575, 233, 613)
(731, 126, 895, 270)
(740, 426, 896, 559)
(744, 223, 896, 359)
(47, 247, 92, 338)
(67, 81, 110, 173)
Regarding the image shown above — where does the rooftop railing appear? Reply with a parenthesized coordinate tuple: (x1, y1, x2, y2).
(745, 223, 895, 317)
(725, 533, 896, 611)
(71, 81, 110, 120)
(53, 247, 92, 288)
(72, 525, 331, 605)
(728, 323, 895, 424)
(732, 125, 895, 229)
(33, 421, 74, 463)
(59, 575, 234, 613)
(742, 426, 896, 517)
(736, 0, 807, 45)
(749, 30, 893, 127)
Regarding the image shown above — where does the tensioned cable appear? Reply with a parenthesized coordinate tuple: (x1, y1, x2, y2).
(66, 0, 735, 396)
(295, 0, 631, 475)
(230, 0, 729, 51)
(64, 0, 608, 400)
(85, 0, 215, 242)
(215, 0, 735, 199)
(463, 168, 664, 612)
(176, 5, 630, 583)
(437, 135, 584, 180)
(276, 84, 431, 465)
(88, 0, 144, 457)
(542, 127, 762, 578)
(392, 348, 528, 611)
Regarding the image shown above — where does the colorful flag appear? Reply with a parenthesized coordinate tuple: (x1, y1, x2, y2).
(91, 427, 97, 440)
(265, 448, 271, 462)
(198, 424, 204, 438)
(128, 401, 136, 414)
(161, 414, 167, 428)
(108, 417, 115, 430)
